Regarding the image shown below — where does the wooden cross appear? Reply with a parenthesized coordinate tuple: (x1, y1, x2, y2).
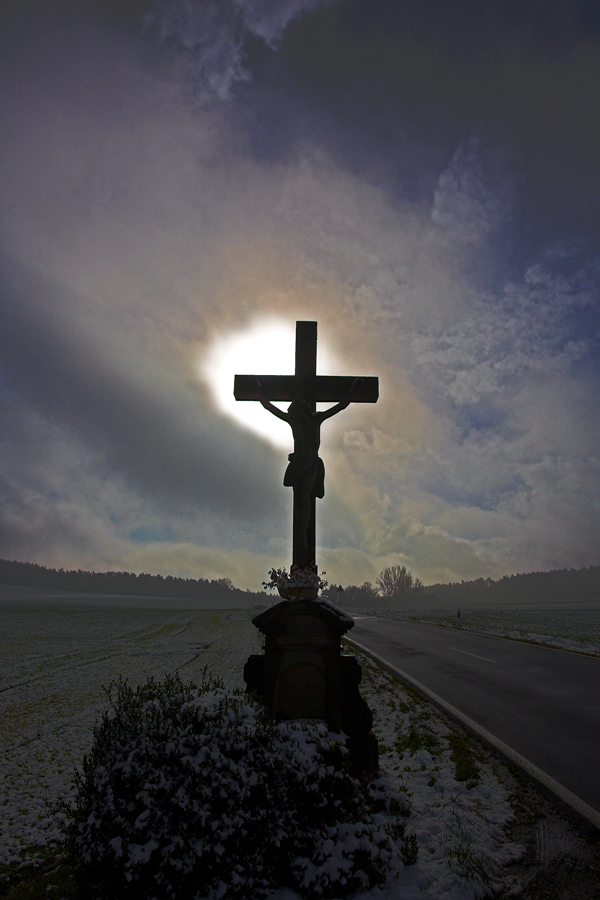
(234, 321, 378, 570)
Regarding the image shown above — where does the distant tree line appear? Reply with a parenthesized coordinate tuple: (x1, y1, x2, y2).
(426, 566, 600, 606)
(0, 558, 265, 603)
(2, 558, 599, 608)
(323, 563, 600, 608)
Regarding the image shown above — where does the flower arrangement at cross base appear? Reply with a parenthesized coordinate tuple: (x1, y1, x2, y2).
(263, 565, 328, 601)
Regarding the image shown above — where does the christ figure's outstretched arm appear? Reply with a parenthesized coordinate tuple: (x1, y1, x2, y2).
(256, 380, 290, 423)
(316, 378, 364, 423)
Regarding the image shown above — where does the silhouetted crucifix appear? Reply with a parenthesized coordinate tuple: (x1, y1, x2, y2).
(234, 321, 379, 570)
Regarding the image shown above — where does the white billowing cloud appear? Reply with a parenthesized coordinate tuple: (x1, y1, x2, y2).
(375, 363, 600, 583)
(410, 258, 596, 406)
(310, 166, 600, 584)
(431, 136, 515, 243)
(143, 0, 328, 100)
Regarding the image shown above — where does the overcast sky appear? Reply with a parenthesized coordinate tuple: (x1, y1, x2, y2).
(1, 0, 600, 590)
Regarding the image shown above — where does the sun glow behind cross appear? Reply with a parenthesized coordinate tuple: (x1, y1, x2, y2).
(201, 319, 338, 449)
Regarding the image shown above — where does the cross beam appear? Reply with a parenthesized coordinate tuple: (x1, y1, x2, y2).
(234, 373, 379, 405)
(235, 323, 378, 408)
(234, 321, 378, 570)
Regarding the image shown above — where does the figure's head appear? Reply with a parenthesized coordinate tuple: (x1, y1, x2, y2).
(287, 399, 312, 420)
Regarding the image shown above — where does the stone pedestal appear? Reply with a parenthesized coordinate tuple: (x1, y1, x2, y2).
(244, 598, 378, 773)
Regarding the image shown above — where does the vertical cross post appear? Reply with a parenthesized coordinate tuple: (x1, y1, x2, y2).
(293, 322, 317, 570)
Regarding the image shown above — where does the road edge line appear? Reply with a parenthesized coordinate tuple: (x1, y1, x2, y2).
(345, 636, 600, 833)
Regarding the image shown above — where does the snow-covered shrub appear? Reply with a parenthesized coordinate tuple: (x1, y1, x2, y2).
(62, 671, 411, 899)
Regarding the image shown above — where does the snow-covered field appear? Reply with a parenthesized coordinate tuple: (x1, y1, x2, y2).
(359, 602, 600, 656)
(0, 605, 263, 864)
(1, 602, 526, 898)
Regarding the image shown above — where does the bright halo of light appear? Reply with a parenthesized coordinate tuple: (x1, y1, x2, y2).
(201, 319, 337, 449)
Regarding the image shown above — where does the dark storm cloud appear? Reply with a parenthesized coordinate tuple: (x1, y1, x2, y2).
(275, 0, 600, 234)
(0, 258, 281, 518)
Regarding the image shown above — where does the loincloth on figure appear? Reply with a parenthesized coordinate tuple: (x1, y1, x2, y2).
(283, 452, 325, 499)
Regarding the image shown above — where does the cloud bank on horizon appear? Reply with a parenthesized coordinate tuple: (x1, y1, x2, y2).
(1, 0, 599, 590)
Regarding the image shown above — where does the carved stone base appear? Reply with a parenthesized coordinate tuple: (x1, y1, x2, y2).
(244, 599, 378, 774)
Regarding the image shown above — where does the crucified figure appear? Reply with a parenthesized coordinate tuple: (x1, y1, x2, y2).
(256, 378, 363, 562)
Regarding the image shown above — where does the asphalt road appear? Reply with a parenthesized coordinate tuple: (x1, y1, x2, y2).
(350, 616, 600, 816)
